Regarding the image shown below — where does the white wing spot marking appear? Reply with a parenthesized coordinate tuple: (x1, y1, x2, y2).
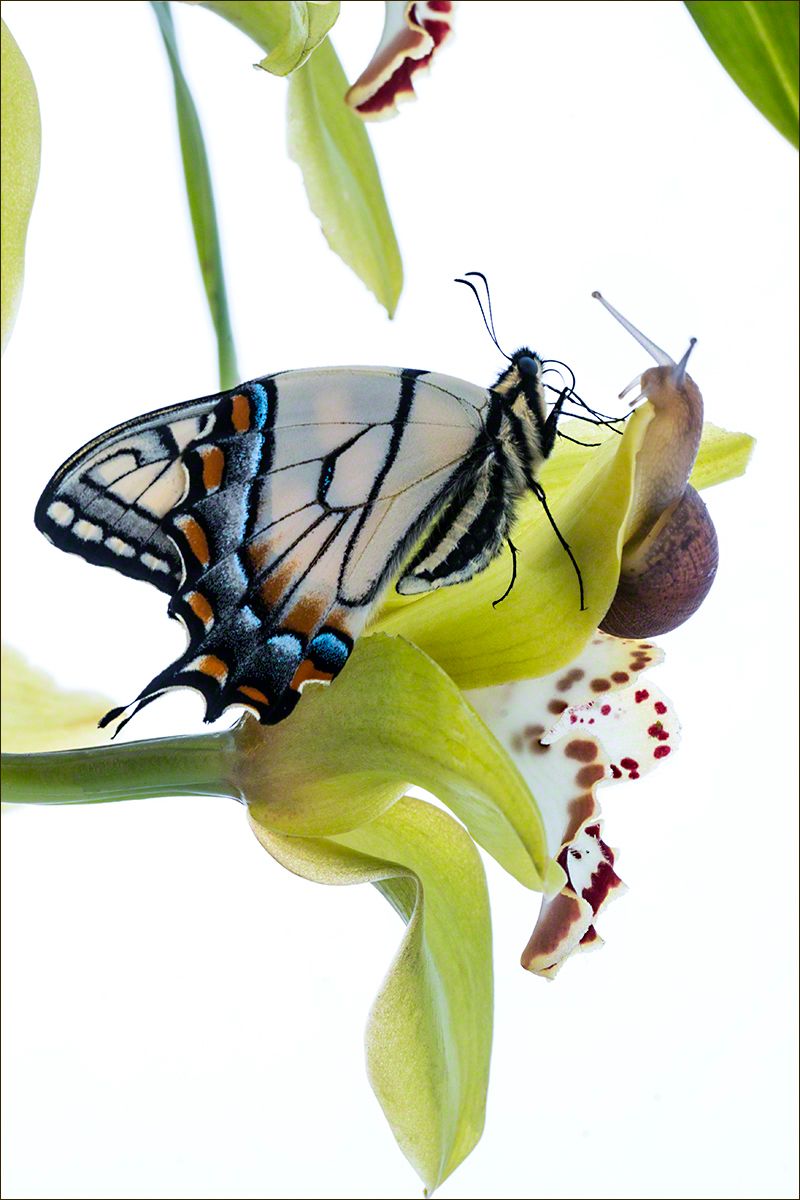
(47, 501, 74, 527)
(106, 536, 136, 558)
(74, 519, 104, 543)
(140, 552, 172, 574)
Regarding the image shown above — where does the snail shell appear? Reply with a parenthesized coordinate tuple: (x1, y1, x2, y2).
(592, 294, 719, 639)
(600, 484, 718, 638)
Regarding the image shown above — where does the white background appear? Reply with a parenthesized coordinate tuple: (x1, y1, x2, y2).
(1, 2, 798, 1197)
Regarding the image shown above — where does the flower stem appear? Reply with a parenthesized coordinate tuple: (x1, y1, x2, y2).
(0, 729, 240, 806)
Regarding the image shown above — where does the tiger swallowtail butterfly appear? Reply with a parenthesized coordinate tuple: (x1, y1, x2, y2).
(36, 290, 582, 732)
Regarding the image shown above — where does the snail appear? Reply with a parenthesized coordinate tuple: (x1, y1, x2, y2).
(593, 293, 719, 639)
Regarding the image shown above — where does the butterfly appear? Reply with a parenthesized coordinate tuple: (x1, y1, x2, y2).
(35, 283, 585, 733)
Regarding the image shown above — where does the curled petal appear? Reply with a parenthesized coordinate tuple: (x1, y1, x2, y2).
(250, 794, 492, 1194)
(346, 0, 455, 120)
(467, 632, 679, 977)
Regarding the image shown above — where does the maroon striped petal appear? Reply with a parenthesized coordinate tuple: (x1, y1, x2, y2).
(346, 1, 455, 121)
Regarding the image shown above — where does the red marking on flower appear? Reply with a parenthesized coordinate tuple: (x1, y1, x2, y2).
(635, 689, 649, 703)
(630, 771, 640, 779)
(582, 858, 619, 913)
(591, 678, 611, 692)
(569, 713, 578, 724)
(654, 745, 671, 759)
(658, 729, 669, 741)
(648, 722, 663, 738)
(585, 824, 600, 838)
(611, 671, 629, 683)
(610, 764, 622, 779)
(620, 756, 639, 770)
(580, 926, 599, 946)
(654, 701, 667, 715)
(600, 704, 611, 716)
(548, 699, 568, 715)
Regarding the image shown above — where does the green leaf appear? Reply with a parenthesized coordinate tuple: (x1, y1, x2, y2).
(1, 644, 112, 753)
(1, 19, 41, 353)
(187, 2, 340, 75)
(236, 633, 554, 889)
(250, 795, 493, 1194)
(686, 0, 799, 148)
(152, 2, 239, 388)
(287, 37, 403, 316)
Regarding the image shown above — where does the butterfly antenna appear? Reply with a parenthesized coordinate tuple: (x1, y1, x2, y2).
(464, 271, 504, 349)
(454, 275, 511, 361)
(532, 481, 586, 611)
(492, 538, 518, 607)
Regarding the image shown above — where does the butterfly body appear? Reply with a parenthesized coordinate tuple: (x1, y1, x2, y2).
(36, 353, 559, 728)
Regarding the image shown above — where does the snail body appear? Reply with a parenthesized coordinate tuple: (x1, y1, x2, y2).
(592, 294, 719, 638)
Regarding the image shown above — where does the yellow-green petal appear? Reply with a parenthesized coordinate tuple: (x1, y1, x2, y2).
(374, 414, 754, 689)
(375, 405, 653, 689)
(689, 421, 756, 491)
(1, 19, 41, 353)
(1, 645, 112, 753)
(186, 1, 340, 76)
(250, 794, 492, 1194)
(236, 633, 552, 888)
(287, 38, 403, 316)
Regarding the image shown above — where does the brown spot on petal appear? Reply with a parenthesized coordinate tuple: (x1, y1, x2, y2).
(591, 677, 611, 692)
(548, 699, 568, 715)
(565, 739, 598, 763)
(524, 724, 550, 754)
(577, 764, 605, 788)
(563, 794, 596, 843)
(521, 892, 586, 968)
(611, 671, 629, 683)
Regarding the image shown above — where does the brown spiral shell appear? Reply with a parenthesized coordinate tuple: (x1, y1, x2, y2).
(600, 484, 718, 638)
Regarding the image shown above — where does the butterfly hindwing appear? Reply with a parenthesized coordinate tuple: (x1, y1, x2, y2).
(44, 368, 493, 729)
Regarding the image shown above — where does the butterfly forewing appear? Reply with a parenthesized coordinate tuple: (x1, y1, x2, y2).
(37, 368, 491, 728)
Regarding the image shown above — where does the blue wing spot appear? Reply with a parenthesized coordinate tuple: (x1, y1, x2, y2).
(249, 383, 270, 431)
(308, 630, 351, 674)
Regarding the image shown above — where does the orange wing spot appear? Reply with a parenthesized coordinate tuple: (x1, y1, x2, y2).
(186, 591, 214, 628)
(238, 685, 270, 706)
(196, 655, 228, 683)
(201, 445, 225, 492)
(176, 515, 211, 567)
(258, 566, 295, 610)
(283, 596, 328, 637)
(291, 659, 334, 692)
(231, 392, 251, 432)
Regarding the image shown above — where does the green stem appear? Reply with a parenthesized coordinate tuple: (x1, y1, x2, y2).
(152, 1, 240, 389)
(1, 729, 240, 805)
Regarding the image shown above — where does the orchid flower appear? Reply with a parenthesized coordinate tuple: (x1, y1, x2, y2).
(2, 403, 753, 1192)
